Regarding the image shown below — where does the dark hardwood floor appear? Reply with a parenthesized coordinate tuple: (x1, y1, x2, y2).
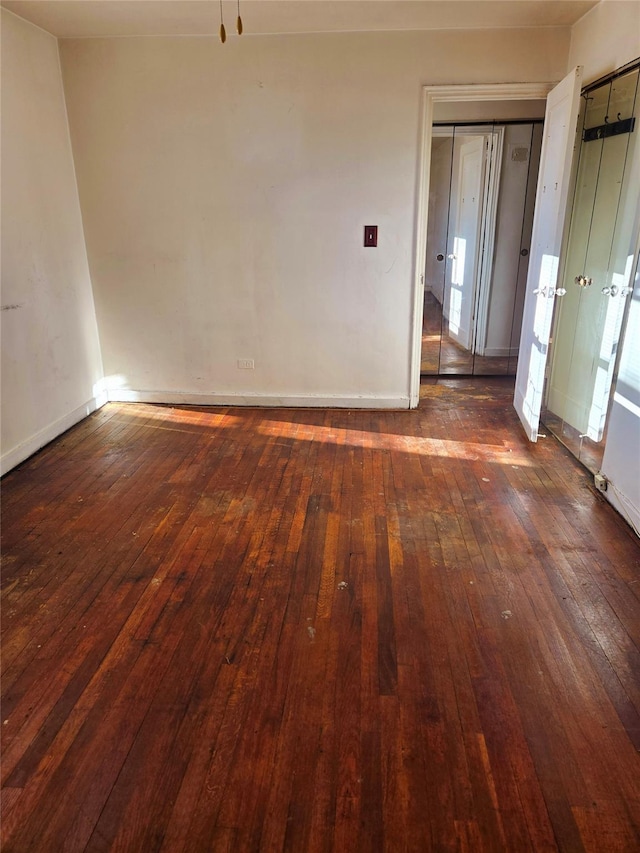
(2, 380, 640, 851)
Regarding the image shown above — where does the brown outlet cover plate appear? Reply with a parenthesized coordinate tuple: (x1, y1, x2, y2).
(364, 225, 378, 247)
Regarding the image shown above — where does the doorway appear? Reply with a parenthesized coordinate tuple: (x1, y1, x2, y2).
(421, 121, 543, 376)
(411, 83, 552, 406)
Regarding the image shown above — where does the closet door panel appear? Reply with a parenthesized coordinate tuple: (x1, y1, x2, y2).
(542, 67, 640, 468)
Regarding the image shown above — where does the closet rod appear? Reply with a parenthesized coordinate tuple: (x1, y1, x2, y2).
(432, 119, 544, 128)
(582, 57, 640, 95)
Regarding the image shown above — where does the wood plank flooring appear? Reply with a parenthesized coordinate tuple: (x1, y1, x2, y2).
(2, 379, 640, 852)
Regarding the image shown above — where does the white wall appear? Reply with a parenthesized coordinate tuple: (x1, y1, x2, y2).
(433, 100, 546, 123)
(603, 285, 640, 534)
(1, 10, 104, 475)
(58, 27, 568, 408)
(569, 0, 640, 85)
(569, 1, 640, 533)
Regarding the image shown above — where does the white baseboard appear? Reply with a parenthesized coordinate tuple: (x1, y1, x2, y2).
(1, 394, 108, 476)
(478, 346, 519, 358)
(602, 481, 640, 538)
(107, 389, 410, 410)
(1, 389, 410, 475)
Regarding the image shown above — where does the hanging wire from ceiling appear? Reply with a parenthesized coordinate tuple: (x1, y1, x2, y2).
(219, 0, 243, 43)
(219, 0, 226, 43)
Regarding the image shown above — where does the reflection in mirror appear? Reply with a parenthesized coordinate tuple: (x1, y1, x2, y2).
(421, 135, 453, 374)
(421, 121, 543, 376)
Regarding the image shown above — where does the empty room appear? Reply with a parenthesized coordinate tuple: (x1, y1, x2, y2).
(2, 1, 640, 850)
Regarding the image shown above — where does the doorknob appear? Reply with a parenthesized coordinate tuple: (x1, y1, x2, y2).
(603, 285, 634, 297)
(575, 275, 592, 287)
(447, 254, 456, 260)
(533, 287, 566, 298)
(436, 253, 444, 262)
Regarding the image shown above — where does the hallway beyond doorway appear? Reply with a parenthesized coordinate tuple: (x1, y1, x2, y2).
(421, 291, 517, 376)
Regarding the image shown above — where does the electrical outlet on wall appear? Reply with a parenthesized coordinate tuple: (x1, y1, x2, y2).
(237, 359, 255, 369)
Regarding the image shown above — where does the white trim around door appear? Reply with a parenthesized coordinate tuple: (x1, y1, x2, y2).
(410, 82, 553, 407)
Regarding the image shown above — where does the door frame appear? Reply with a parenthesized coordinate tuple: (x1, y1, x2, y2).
(410, 83, 552, 407)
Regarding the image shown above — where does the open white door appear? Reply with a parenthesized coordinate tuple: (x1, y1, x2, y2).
(513, 67, 583, 441)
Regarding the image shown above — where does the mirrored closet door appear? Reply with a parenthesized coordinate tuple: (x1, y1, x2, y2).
(541, 67, 640, 472)
(421, 121, 543, 376)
